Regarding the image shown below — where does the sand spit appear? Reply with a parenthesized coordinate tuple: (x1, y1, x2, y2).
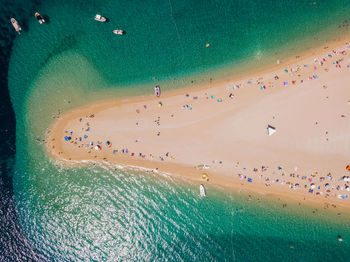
(47, 41, 350, 210)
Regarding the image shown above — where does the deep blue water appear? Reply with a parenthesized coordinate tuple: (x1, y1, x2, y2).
(0, 0, 46, 260)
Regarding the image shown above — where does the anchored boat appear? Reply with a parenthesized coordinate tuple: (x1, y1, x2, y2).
(94, 14, 106, 22)
(113, 29, 124, 35)
(35, 12, 45, 24)
(200, 184, 206, 197)
(10, 18, 21, 34)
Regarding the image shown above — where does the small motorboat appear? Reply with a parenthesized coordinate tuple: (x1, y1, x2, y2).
(154, 86, 161, 97)
(35, 12, 45, 24)
(94, 14, 106, 22)
(113, 29, 124, 35)
(10, 18, 21, 34)
(200, 184, 206, 197)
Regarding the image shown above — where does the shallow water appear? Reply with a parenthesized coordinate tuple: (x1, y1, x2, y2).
(4, 0, 350, 260)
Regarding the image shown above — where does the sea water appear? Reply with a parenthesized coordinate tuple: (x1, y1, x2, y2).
(4, 0, 350, 260)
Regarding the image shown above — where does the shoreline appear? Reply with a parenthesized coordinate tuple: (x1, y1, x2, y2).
(51, 157, 350, 215)
(115, 29, 350, 100)
(46, 37, 350, 211)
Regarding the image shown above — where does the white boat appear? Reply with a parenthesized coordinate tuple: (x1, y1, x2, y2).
(35, 12, 45, 24)
(154, 86, 161, 97)
(94, 14, 106, 22)
(200, 184, 206, 197)
(113, 29, 124, 35)
(10, 18, 21, 34)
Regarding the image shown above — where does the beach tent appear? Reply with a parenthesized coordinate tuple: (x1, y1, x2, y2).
(267, 125, 276, 136)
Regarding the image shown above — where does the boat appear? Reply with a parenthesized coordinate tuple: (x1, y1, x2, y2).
(154, 86, 161, 97)
(200, 184, 206, 197)
(35, 12, 45, 24)
(10, 18, 21, 34)
(113, 29, 124, 35)
(94, 14, 106, 22)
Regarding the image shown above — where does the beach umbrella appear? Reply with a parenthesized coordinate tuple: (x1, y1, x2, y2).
(196, 164, 204, 170)
(94, 145, 102, 151)
(64, 136, 71, 141)
(346, 165, 350, 171)
(310, 183, 316, 189)
(295, 183, 300, 189)
(325, 183, 330, 189)
(201, 173, 208, 181)
(106, 141, 112, 147)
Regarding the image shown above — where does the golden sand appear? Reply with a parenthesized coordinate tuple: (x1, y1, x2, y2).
(47, 38, 350, 210)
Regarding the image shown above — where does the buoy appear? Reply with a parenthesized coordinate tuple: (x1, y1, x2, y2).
(206, 43, 210, 47)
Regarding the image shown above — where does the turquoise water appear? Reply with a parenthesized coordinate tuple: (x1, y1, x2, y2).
(7, 0, 350, 260)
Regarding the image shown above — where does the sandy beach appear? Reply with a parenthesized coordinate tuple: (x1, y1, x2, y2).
(47, 39, 350, 210)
